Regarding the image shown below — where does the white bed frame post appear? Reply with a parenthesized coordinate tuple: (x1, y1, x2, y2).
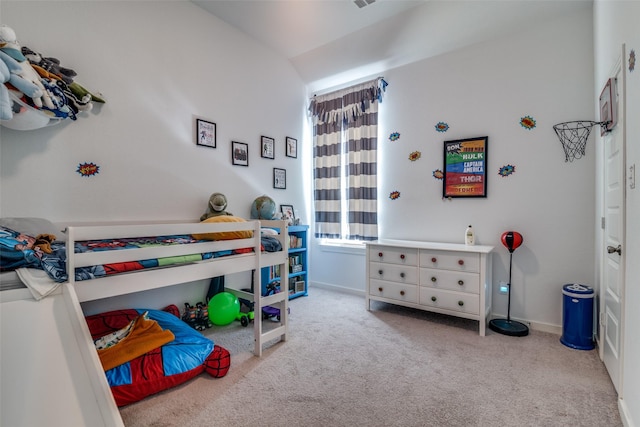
(254, 220, 264, 356)
(65, 225, 76, 286)
(251, 220, 289, 356)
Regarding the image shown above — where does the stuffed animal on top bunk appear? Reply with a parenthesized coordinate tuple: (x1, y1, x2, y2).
(196, 192, 255, 241)
(85, 304, 231, 407)
(200, 192, 233, 221)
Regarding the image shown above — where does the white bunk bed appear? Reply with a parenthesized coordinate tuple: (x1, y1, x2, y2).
(1, 219, 289, 427)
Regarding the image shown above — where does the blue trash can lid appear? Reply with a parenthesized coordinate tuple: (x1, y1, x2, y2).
(563, 283, 594, 295)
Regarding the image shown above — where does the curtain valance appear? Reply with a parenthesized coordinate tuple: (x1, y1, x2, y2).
(308, 78, 387, 124)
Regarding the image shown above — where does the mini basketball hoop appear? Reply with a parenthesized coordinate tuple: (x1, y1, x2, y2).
(552, 120, 610, 162)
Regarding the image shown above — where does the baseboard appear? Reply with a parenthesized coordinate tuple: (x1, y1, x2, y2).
(619, 397, 634, 427)
(309, 281, 365, 297)
(528, 320, 562, 335)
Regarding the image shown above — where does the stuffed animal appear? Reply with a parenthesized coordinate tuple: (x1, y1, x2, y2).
(200, 192, 233, 221)
(21, 45, 103, 113)
(33, 233, 56, 254)
(0, 25, 54, 110)
(0, 55, 12, 120)
(21, 46, 77, 84)
(0, 50, 43, 103)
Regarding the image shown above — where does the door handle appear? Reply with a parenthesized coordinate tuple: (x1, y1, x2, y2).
(607, 245, 622, 255)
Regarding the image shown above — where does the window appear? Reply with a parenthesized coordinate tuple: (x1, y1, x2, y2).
(308, 78, 387, 242)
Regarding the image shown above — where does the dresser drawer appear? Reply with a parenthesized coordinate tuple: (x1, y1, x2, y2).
(370, 246, 418, 266)
(370, 279, 418, 303)
(419, 250, 479, 273)
(419, 288, 479, 315)
(370, 262, 418, 284)
(419, 268, 480, 294)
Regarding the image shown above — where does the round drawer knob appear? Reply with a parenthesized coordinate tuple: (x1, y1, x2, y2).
(400, 254, 405, 260)
(431, 257, 437, 263)
(378, 252, 383, 258)
(400, 272, 405, 278)
(458, 280, 464, 286)
(378, 287, 383, 292)
(431, 296, 437, 302)
(431, 276, 437, 282)
(458, 259, 464, 266)
(378, 269, 383, 275)
(400, 290, 405, 296)
(458, 301, 464, 306)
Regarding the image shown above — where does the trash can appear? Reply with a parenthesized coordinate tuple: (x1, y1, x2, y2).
(560, 284, 595, 350)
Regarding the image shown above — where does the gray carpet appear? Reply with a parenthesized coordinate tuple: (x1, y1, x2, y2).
(120, 287, 621, 426)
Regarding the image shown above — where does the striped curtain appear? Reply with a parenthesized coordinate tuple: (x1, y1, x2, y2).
(309, 78, 387, 241)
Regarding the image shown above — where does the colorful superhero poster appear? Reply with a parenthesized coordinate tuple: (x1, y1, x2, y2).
(443, 136, 488, 198)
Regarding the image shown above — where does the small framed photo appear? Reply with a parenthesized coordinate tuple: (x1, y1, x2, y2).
(286, 137, 297, 158)
(261, 136, 275, 159)
(273, 168, 286, 189)
(196, 119, 216, 148)
(232, 141, 249, 166)
(280, 204, 294, 219)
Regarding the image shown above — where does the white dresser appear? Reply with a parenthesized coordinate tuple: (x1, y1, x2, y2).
(366, 239, 493, 336)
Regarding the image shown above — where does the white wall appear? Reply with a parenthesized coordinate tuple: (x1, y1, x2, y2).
(0, 1, 307, 224)
(311, 6, 595, 332)
(593, 2, 640, 425)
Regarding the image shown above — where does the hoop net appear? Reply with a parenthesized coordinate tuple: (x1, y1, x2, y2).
(553, 121, 597, 162)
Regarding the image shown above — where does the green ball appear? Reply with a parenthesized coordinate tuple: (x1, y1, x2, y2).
(208, 292, 240, 326)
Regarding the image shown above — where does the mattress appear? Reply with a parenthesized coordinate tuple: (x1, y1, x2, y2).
(0, 270, 26, 291)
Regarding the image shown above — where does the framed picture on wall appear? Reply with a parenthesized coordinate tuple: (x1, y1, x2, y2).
(273, 168, 286, 189)
(286, 137, 297, 158)
(232, 141, 249, 166)
(196, 119, 216, 148)
(442, 136, 488, 198)
(280, 204, 295, 219)
(261, 136, 275, 159)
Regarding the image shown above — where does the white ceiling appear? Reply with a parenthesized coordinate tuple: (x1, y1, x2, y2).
(193, 0, 593, 91)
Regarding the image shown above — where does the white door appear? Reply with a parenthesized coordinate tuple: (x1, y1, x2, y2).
(601, 50, 625, 394)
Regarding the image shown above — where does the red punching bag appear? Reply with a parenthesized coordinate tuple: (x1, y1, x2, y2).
(501, 231, 523, 253)
(489, 230, 529, 336)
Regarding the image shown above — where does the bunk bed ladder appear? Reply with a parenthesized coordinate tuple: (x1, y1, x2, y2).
(253, 221, 289, 357)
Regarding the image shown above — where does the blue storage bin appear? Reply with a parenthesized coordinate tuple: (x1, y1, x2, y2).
(560, 284, 595, 350)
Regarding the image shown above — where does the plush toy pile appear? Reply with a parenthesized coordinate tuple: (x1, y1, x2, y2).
(0, 25, 105, 130)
